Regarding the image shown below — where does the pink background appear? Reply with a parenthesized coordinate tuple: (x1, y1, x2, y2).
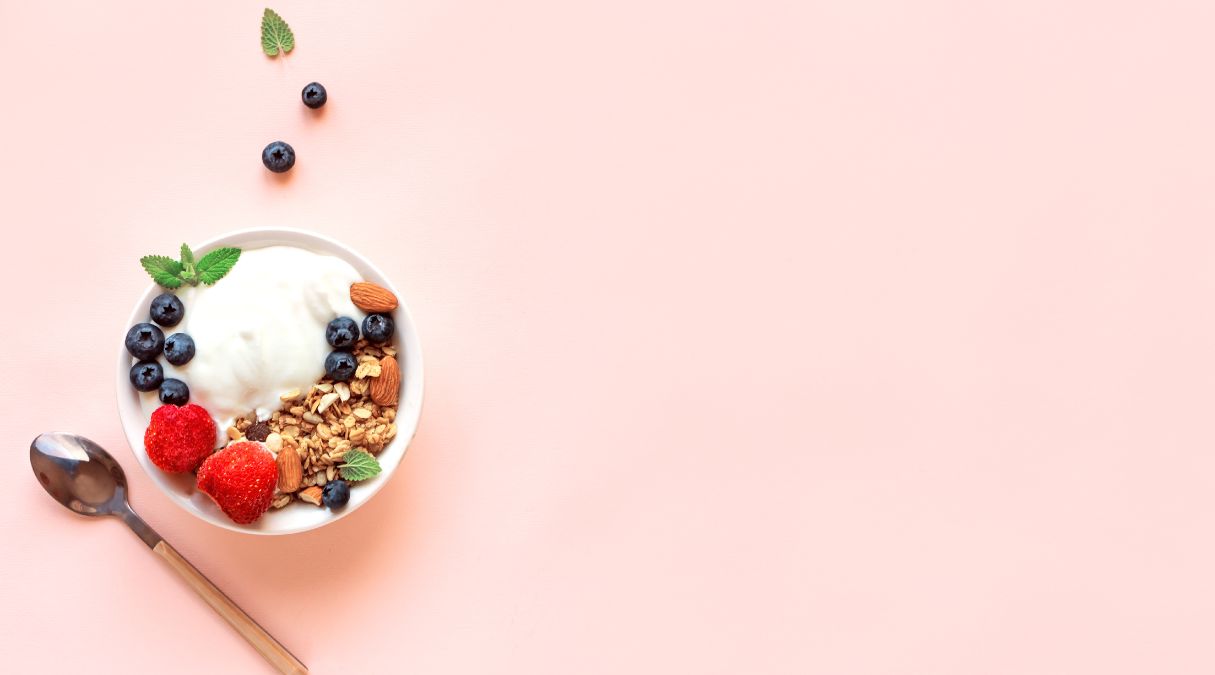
(3, 0, 1215, 673)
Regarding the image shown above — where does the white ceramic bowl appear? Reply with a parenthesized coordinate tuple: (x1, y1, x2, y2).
(116, 228, 424, 535)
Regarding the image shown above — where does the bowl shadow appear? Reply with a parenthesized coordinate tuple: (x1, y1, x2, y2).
(188, 440, 429, 590)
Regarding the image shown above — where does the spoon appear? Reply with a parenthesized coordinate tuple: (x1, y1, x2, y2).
(30, 432, 308, 675)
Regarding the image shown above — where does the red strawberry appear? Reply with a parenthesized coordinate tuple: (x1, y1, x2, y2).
(144, 404, 217, 473)
(196, 441, 277, 524)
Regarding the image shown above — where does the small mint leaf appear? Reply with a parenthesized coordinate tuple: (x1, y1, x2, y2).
(197, 247, 241, 285)
(261, 8, 295, 57)
(339, 450, 382, 482)
(179, 243, 198, 284)
(140, 255, 184, 288)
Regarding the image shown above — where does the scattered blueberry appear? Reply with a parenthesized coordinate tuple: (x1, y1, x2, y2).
(324, 350, 358, 381)
(158, 378, 190, 405)
(322, 479, 350, 508)
(149, 293, 185, 327)
(302, 82, 328, 109)
(362, 313, 394, 343)
(164, 333, 196, 366)
(326, 316, 359, 349)
(261, 141, 296, 173)
(125, 323, 165, 360)
(130, 360, 164, 392)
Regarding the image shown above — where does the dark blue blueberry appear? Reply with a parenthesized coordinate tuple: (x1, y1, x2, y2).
(130, 360, 164, 392)
(125, 323, 165, 360)
(324, 350, 358, 381)
(163, 333, 196, 366)
(302, 82, 328, 109)
(361, 313, 394, 344)
(322, 479, 350, 508)
(261, 141, 296, 173)
(149, 293, 185, 327)
(325, 316, 359, 349)
(158, 378, 190, 405)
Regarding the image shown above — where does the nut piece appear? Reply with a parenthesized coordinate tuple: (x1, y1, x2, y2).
(277, 445, 303, 492)
(350, 282, 398, 313)
(298, 486, 324, 506)
(316, 392, 340, 413)
(370, 355, 400, 406)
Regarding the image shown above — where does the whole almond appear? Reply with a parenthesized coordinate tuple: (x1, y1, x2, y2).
(370, 355, 400, 406)
(298, 486, 324, 506)
(276, 445, 303, 493)
(350, 282, 398, 313)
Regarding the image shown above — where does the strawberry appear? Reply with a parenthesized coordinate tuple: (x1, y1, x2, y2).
(196, 441, 278, 524)
(144, 403, 217, 473)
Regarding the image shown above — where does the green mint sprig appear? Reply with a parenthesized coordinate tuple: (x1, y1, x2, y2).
(339, 449, 383, 482)
(261, 8, 295, 57)
(141, 244, 241, 288)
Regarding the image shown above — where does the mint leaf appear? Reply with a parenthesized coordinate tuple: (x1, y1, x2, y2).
(197, 247, 241, 285)
(140, 255, 184, 288)
(339, 450, 382, 482)
(179, 243, 197, 283)
(261, 8, 294, 57)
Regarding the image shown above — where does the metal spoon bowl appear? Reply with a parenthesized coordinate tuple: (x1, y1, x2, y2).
(33, 432, 125, 512)
(31, 432, 307, 674)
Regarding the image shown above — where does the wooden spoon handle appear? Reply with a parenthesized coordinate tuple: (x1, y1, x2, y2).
(153, 540, 308, 675)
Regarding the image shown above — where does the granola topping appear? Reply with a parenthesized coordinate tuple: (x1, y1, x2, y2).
(226, 337, 399, 507)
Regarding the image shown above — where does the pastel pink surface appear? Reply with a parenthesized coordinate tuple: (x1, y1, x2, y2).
(3, 0, 1215, 673)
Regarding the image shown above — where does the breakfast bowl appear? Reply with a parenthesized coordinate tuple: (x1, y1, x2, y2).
(115, 228, 424, 535)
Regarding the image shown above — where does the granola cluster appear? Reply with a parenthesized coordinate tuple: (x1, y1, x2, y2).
(226, 338, 399, 508)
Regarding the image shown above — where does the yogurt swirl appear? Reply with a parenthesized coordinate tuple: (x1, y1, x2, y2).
(139, 245, 365, 434)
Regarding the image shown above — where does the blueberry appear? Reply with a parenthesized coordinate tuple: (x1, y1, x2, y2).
(158, 378, 190, 405)
(130, 360, 164, 392)
(324, 350, 358, 381)
(322, 479, 350, 508)
(164, 333, 196, 366)
(261, 141, 296, 173)
(326, 316, 359, 349)
(149, 293, 185, 327)
(125, 323, 165, 360)
(361, 313, 395, 344)
(302, 82, 328, 109)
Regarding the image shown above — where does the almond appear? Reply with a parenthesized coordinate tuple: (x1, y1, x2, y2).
(276, 445, 303, 493)
(370, 355, 400, 406)
(350, 282, 398, 313)
(298, 486, 324, 506)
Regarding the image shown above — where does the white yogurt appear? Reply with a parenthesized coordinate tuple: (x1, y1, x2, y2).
(138, 246, 364, 433)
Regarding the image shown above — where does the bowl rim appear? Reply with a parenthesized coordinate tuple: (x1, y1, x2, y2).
(115, 227, 424, 535)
